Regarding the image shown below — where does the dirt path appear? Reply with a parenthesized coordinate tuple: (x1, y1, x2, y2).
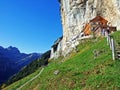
(17, 68, 44, 90)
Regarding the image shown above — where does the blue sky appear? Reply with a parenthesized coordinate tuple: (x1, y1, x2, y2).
(0, 0, 62, 53)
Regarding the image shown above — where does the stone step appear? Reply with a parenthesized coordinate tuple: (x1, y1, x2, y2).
(116, 44, 120, 46)
(116, 56, 120, 60)
(116, 56, 120, 59)
(116, 50, 120, 52)
(117, 53, 120, 57)
(116, 51, 120, 53)
(116, 45, 120, 47)
(116, 47, 120, 49)
(116, 53, 120, 55)
(115, 49, 120, 52)
(116, 48, 120, 49)
(116, 48, 120, 50)
(116, 54, 120, 59)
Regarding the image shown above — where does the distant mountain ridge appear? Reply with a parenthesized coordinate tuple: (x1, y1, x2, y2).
(0, 46, 42, 84)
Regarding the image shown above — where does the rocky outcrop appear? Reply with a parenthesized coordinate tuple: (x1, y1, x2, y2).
(59, 0, 120, 55)
(51, 0, 120, 58)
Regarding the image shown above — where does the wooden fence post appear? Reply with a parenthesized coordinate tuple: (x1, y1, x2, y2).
(109, 36, 112, 50)
(107, 35, 112, 49)
(106, 34, 109, 45)
(111, 37, 115, 60)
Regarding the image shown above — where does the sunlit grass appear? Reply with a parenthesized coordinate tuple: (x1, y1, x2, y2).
(3, 31, 120, 90)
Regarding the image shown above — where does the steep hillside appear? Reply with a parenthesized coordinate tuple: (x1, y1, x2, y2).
(3, 31, 120, 90)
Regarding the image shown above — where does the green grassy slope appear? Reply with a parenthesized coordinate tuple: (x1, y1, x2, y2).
(2, 68, 41, 90)
(3, 31, 120, 90)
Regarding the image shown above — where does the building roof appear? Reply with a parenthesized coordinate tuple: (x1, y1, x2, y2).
(90, 16, 108, 23)
(83, 16, 108, 35)
(51, 36, 63, 48)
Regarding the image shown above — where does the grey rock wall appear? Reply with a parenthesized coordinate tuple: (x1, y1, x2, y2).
(60, 0, 120, 55)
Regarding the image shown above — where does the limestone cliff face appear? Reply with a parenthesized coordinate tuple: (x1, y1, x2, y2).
(60, 0, 120, 55)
